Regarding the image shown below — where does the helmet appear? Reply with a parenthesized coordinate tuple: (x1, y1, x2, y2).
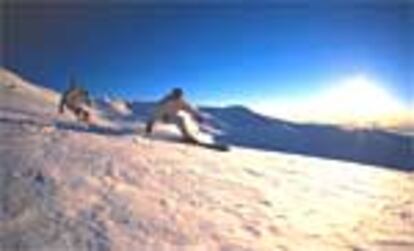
(171, 88, 183, 98)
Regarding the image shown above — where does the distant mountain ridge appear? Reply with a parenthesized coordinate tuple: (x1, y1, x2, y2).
(124, 100, 413, 171)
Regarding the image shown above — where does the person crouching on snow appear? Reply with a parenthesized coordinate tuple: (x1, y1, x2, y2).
(145, 88, 205, 143)
(58, 79, 92, 124)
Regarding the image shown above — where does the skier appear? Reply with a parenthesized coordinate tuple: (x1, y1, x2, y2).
(58, 78, 92, 124)
(145, 88, 204, 143)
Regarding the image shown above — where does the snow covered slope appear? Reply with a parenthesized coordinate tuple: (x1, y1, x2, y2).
(1, 68, 413, 251)
(125, 103, 413, 171)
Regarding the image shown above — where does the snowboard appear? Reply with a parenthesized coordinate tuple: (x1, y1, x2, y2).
(186, 140, 230, 152)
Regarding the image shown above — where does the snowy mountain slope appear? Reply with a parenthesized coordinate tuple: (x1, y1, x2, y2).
(123, 102, 413, 171)
(205, 106, 413, 171)
(1, 69, 413, 251)
(0, 68, 59, 105)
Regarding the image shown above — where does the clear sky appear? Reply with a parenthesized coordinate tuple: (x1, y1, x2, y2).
(2, 0, 412, 124)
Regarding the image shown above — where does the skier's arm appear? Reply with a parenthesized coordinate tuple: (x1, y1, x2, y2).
(145, 119, 155, 134)
(182, 101, 203, 122)
(182, 101, 202, 120)
(145, 106, 162, 134)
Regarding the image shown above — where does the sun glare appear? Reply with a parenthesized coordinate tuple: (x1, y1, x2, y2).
(308, 75, 406, 124)
(252, 75, 410, 127)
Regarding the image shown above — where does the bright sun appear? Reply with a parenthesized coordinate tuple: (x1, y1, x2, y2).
(253, 75, 411, 127)
(307, 75, 405, 124)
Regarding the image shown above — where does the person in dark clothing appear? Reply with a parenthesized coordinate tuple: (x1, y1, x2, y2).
(58, 78, 92, 123)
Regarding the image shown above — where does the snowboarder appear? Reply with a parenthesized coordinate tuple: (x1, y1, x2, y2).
(145, 88, 229, 151)
(145, 88, 203, 143)
(58, 78, 92, 124)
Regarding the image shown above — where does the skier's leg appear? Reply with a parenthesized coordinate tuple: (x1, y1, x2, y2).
(174, 115, 199, 144)
(68, 106, 80, 120)
(79, 109, 90, 123)
(72, 106, 90, 123)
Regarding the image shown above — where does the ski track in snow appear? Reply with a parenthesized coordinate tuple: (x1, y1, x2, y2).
(0, 69, 413, 251)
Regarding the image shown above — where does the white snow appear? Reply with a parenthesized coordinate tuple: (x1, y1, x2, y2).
(0, 68, 413, 251)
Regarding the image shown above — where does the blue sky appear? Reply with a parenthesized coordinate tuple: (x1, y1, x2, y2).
(3, 1, 412, 118)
